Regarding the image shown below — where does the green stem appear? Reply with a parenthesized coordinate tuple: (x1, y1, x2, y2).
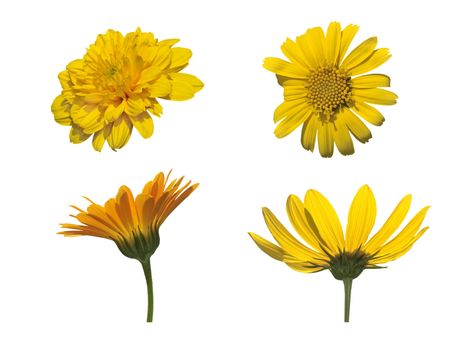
(343, 278, 353, 323)
(141, 258, 154, 323)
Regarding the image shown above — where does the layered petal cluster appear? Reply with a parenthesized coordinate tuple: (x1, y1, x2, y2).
(59, 171, 198, 261)
(52, 28, 203, 151)
(249, 185, 429, 275)
(264, 22, 398, 157)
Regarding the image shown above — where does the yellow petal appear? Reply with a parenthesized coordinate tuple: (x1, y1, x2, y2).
(304, 27, 325, 66)
(286, 195, 330, 259)
(148, 79, 172, 98)
(338, 24, 359, 64)
(352, 88, 398, 105)
(351, 74, 391, 89)
(171, 73, 204, 92)
(352, 101, 385, 126)
(325, 22, 341, 65)
(149, 100, 163, 117)
(363, 195, 412, 254)
(333, 121, 354, 156)
(283, 257, 325, 273)
(69, 125, 91, 144)
(301, 115, 318, 152)
(125, 97, 146, 117)
(375, 206, 430, 256)
(370, 227, 429, 264)
(317, 123, 334, 158)
(341, 37, 377, 71)
(262, 207, 319, 261)
(345, 185, 376, 252)
(104, 101, 125, 123)
(343, 109, 372, 143)
(263, 57, 309, 78)
(304, 190, 344, 253)
(130, 111, 154, 138)
(273, 99, 306, 123)
(280, 38, 311, 69)
(274, 108, 312, 138)
(348, 48, 391, 76)
(52, 95, 71, 125)
(92, 130, 106, 152)
(170, 47, 192, 70)
(107, 117, 132, 150)
(248, 232, 285, 261)
(283, 85, 307, 101)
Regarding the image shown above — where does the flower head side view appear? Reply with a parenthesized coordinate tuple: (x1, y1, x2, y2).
(248, 185, 429, 322)
(52, 28, 203, 151)
(263, 22, 398, 157)
(59, 171, 198, 322)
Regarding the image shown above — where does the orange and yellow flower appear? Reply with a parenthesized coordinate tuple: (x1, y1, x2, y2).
(52, 28, 203, 151)
(59, 171, 198, 322)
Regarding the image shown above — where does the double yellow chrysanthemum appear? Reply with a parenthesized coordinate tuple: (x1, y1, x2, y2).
(264, 22, 397, 157)
(52, 28, 203, 151)
(249, 185, 429, 321)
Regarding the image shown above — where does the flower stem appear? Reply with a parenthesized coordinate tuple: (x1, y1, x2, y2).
(343, 278, 353, 322)
(141, 258, 154, 322)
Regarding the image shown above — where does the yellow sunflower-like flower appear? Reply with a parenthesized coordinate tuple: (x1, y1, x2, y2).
(52, 28, 203, 151)
(59, 171, 198, 322)
(249, 185, 429, 322)
(263, 22, 398, 157)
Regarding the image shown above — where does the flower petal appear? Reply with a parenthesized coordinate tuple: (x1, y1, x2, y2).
(363, 195, 412, 254)
(333, 121, 354, 156)
(274, 108, 312, 138)
(130, 111, 154, 139)
(341, 37, 377, 71)
(107, 117, 133, 150)
(273, 99, 306, 123)
(286, 195, 330, 260)
(338, 24, 359, 64)
(262, 207, 319, 262)
(317, 123, 334, 158)
(352, 101, 385, 126)
(343, 109, 372, 143)
(304, 190, 345, 253)
(281, 38, 311, 69)
(304, 27, 326, 66)
(351, 74, 391, 89)
(345, 185, 376, 252)
(352, 88, 398, 105)
(301, 114, 318, 152)
(348, 48, 391, 76)
(325, 22, 341, 65)
(248, 232, 285, 261)
(263, 57, 309, 78)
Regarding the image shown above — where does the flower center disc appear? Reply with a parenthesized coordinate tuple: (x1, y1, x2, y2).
(307, 67, 351, 122)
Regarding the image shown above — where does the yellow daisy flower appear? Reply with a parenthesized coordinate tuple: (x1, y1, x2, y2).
(263, 22, 398, 157)
(52, 28, 203, 151)
(59, 171, 198, 322)
(249, 185, 429, 322)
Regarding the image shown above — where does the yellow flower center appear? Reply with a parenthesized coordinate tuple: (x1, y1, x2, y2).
(307, 67, 351, 122)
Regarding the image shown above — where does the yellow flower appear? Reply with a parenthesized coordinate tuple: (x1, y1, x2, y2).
(52, 28, 203, 151)
(59, 171, 198, 322)
(263, 22, 397, 157)
(249, 185, 429, 321)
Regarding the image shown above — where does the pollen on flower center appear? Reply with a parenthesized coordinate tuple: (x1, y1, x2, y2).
(306, 67, 351, 122)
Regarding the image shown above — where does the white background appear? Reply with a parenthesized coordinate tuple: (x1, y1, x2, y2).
(0, 0, 469, 348)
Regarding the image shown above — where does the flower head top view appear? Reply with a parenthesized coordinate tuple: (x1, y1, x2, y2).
(249, 185, 429, 322)
(59, 171, 198, 322)
(52, 28, 203, 151)
(264, 22, 397, 157)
